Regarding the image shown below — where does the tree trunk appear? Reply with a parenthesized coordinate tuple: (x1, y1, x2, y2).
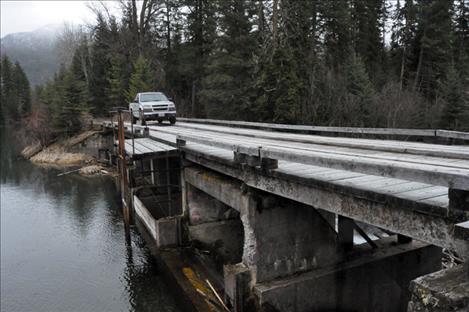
(191, 81, 196, 117)
(272, 0, 279, 50)
(399, 46, 406, 91)
(165, 0, 171, 53)
(413, 44, 424, 91)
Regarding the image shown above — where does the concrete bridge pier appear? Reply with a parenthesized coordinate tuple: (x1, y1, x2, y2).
(182, 165, 443, 312)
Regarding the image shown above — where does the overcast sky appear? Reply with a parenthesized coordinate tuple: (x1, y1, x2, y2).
(1, 1, 97, 37)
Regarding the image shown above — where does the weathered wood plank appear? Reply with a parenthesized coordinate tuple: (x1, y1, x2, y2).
(150, 125, 469, 168)
(158, 127, 469, 189)
(174, 122, 469, 160)
(261, 146, 469, 190)
(178, 118, 469, 141)
(394, 186, 448, 201)
(419, 195, 449, 208)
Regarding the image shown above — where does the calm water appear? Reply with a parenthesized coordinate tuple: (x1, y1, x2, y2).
(0, 128, 182, 312)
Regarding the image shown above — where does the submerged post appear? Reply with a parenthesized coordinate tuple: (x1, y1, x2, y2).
(117, 109, 131, 241)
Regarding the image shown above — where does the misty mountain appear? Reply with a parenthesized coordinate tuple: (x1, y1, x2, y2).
(1, 24, 63, 86)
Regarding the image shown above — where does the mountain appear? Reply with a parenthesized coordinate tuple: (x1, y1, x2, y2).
(1, 24, 63, 86)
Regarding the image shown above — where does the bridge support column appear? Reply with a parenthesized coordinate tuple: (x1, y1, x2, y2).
(182, 165, 445, 312)
(238, 189, 342, 285)
(338, 216, 354, 251)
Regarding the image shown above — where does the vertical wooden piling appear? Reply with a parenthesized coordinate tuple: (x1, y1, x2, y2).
(117, 109, 131, 242)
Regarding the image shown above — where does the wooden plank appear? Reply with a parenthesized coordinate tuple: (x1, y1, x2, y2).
(378, 182, 433, 194)
(141, 138, 177, 151)
(136, 139, 167, 153)
(353, 177, 409, 189)
(436, 130, 469, 141)
(276, 165, 336, 178)
(394, 186, 448, 201)
(179, 118, 469, 141)
(178, 118, 437, 137)
(151, 125, 469, 169)
(259, 146, 469, 190)
(125, 141, 143, 155)
(136, 139, 165, 152)
(174, 122, 469, 160)
(134, 142, 154, 154)
(177, 122, 469, 154)
(335, 175, 385, 185)
(145, 123, 469, 189)
(134, 195, 157, 240)
(419, 195, 449, 208)
(306, 170, 365, 182)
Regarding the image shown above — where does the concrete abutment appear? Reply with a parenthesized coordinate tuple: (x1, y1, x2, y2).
(181, 164, 446, 312)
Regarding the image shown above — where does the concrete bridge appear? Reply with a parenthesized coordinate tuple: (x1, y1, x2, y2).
(103, 117, 469, 312)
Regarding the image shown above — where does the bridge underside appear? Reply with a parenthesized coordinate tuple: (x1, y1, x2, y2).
(181, 163, 446, 312)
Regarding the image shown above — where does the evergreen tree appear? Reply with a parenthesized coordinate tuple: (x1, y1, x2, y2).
(199, 0, 257, 120)
(413, 0, 453, 97)
(108, 53, 127, 108)
(16, 0, 468, 131)
(90, 14, 112, 115)
(184, 0, 217, 117)
(13, 62, 32, 116)
(1, 56, 16, 120)
(351, 0, 387, 84)
(126, 56, 155, 102)
(322, 0, 353, 69)
(453, 0, 469, 80)
(0, 56, 31, 121)
(255, 0, 319, 123)
(439, 65, 469, 130)
(345, 52, 375, 126)
(390, 0, 406, 87)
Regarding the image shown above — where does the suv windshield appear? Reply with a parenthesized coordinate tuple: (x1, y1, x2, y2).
(140, 93, 168, 102)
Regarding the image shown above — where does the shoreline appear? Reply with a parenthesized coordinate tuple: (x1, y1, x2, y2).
(20, 128, 116, 177)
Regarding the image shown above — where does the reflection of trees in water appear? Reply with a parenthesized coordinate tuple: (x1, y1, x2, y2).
(123, 232, 180, 312)
(1, 128, 121, 232)
(2, 129, 180, 311)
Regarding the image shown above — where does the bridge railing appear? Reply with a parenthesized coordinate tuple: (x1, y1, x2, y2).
(178, 118, 469, 142)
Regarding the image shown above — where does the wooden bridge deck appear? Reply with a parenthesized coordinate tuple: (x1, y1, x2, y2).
(103, 119, 469, 254)
(124, 137, 177, 158)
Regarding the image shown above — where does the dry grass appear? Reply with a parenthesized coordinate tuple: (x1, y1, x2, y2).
(24, 129, 102, 166)
(30, 149, 94, 166)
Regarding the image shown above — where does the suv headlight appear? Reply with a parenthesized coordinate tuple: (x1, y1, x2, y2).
(168, 104, 176, 111)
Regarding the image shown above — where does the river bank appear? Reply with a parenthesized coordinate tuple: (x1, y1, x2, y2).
(19, 128, 116, 177)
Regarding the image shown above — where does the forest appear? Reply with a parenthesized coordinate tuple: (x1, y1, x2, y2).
(1, 0, 468, 140)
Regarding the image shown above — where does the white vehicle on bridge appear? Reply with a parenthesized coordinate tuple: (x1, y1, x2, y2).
(129, 92, 176, 125)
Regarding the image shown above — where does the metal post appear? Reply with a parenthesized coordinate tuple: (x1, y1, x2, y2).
(111, 114, 116, 147)
(166, 151, 172, 216)
(130, 109, 135, 156)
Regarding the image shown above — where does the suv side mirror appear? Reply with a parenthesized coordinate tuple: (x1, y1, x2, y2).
(168, 97, 173, 101)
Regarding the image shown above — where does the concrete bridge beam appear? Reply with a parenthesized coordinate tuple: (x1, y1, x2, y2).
(184, 166, 342, 285)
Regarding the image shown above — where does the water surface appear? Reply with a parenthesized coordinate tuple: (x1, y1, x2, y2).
(0, 128, 181, 312)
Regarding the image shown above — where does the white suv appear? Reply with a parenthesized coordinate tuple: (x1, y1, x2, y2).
(129, 92, 176, 125)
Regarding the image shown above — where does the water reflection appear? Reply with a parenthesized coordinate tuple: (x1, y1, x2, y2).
(0, 127, 181, 312)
